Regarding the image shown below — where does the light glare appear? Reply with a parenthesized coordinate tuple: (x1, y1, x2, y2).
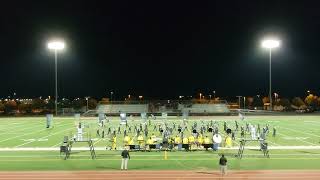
(261, 39, 280, 49)
(48, 41, 65, 50)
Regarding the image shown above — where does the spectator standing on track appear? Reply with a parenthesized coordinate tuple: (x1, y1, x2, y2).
(121, 147, 130, 170)
(219, 154, 228, 176)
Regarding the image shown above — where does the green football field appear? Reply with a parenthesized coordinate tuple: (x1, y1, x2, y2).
(0, 115, 320, 171)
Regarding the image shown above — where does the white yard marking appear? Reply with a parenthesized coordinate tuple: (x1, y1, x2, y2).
(50, 142, 63, 148)
(21, 139, 36, 142)
(277, 132, 317, 146)
(280, 126, 320, 138)
(93, 138, 103, 145)
(282, 137, 310, 140)
(266, 139, 281, 146)
(0, 123, 73, 144)
(0, 123, 44, 136)
(14, 127, 75, 148)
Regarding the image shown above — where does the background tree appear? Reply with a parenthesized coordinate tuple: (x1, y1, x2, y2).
(252, 96, 264, 109)
(0, 101, 5, 113)
(305, 94, 318, 110)
(18, 103, 32, 114)
(31, 98, 45, 110)
(292, 97, 306, 109)
(246, 97, 254, 109)
(88, 98, 98, 110)
(72, 98, 86, 110)
(4, 100, 17, 114)
(278, 98, 291, 110)
(99, 98, 110, 104)
(60, 98, 72, 109)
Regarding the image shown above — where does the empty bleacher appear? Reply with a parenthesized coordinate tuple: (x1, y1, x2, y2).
(97, 104, 148, 114)
(178, 104, 230, 114)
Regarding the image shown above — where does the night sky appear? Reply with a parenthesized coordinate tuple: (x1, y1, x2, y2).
(1, 1, 320, 100)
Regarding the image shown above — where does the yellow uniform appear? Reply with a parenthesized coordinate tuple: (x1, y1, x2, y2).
(174, 136, 181, 144)
(225, 136, 232, 148)
(188, 136, 195, 143)
(112, 136, 117, 150)
(147, 138, 153, 145)
(137, 135, 144, 145)
(151, 134, 157, 142)
(183, 137, 189, 144)
(129, 138, 134, 145)
(197, 135, 204, 144)
(124, 136, 130, 145)
(204, 137, 210, 144)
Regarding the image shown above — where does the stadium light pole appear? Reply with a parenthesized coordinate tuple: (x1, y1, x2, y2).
(48, 40, 65, 116)
(261, 39, 280, 111)
(85, 97, 90, 112)
(110, 91, 114, 102)
(236, 96, 242, 109)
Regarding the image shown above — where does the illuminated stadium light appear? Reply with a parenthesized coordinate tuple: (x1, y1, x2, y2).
(261, 39, 280, 49)
(48, 41, 65, 50)
(261, 37, 281, 110)
(47, 39, 66, 116)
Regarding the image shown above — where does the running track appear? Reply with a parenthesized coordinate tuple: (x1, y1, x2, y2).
(0, 170, 319, 180)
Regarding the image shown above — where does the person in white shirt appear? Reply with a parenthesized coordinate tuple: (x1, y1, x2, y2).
(251, 125, 256, 140)
(77, 123, 83, 141)
(239, 112, 244, 121)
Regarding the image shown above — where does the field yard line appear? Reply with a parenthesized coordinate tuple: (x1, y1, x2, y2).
(0, 121, 43, 134)
(0, 123, 73, 143)
(0, 121, 33, 130)
(0, 123, 42, 135)
(14, 127, 75, 148)
(280, 126, 320, 138)
(0, 120, 74, 137)
(285, 122, 320, 131)
(277, 132, 317, 146)
(93, 138, 103, 145)
(51, 142, 63, 148)
(266, 139, 281, 146)
(303, 120, 320, 124)
(0, 123, 45, 136)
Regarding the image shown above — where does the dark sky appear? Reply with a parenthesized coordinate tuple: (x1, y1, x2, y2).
(1, 0, 320, 100)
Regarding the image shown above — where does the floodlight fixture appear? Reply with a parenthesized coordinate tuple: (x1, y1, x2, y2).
(261, 37, 281, 110)
(47, 39, 66, 116)
(48, 41, 65, 50)
(261, 39, 280, 49)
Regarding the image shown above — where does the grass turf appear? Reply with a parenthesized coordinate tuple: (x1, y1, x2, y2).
(0, 115, 320, 170)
